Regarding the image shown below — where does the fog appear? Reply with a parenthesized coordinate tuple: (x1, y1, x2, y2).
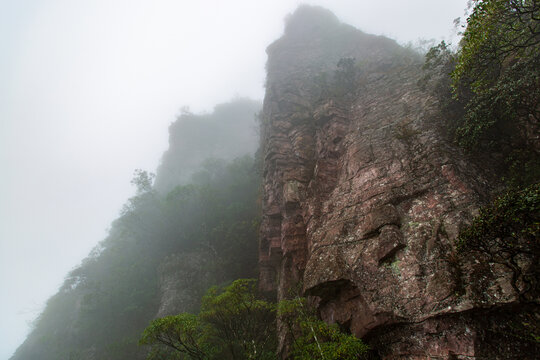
(0, 1, 468, 358)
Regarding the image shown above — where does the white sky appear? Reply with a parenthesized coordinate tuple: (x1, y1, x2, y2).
(0, 0, 468, 358)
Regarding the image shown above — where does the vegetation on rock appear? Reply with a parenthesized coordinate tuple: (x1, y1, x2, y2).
(11, 105, 261, 360)
(140, 279, 277, 360)
(453, 0, 540, 149)
(421, 0, 540, 186)
(12, 3, 540, 359)
(141, 281, 369, 360)
(278, 297, 369, 360)
(458, 183, 539, 300)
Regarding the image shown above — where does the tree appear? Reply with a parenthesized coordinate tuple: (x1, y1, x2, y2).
(451, 0, 540, 149)
(419, 41, 466, 129)
(458, 183, 540, 301)
(453, 0, 540, 92)
(333, 57, 358, 97)
(278, 297, 369, 360)
(199, 279, 277, 360)
(131, 169, 156, 195)
(139, 313, 212, 360)
(139, 279, 276, 360)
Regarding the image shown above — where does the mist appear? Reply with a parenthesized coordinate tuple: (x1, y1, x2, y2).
(0, 1, 469, 358)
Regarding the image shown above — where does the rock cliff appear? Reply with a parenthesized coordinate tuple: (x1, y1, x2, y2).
(154, 98, 261, 193)
(259, 6, 539, 359)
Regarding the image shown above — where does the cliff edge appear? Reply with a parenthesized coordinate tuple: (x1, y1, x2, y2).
(259, 6, 539, 359)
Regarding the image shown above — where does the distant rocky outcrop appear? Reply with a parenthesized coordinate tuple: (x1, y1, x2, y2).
(10, 99, 261, 360)
(259, 6, 539, 359)
(154, 98, 261, 193)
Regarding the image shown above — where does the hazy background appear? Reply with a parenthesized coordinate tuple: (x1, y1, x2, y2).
(0, 0, 468, 358)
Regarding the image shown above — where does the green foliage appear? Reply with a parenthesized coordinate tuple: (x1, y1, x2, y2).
(140, 279, 277, 360)
(140, 314, 212, 360)
(503, 148, 540, 187)
(455, 54, 540, 149)
(420, 1, 539, 191)
(458, 183, 540, 299)
(457, 183, 539, 252)
(13, 155, 261, 360)
(311, 57, 361, 103)
(278, 297, 369, 360)
(418, 41, 468, 138)
(422, 40, 454, 81)
(452, 0, 540, 93)
(333, 57, 359, 97)
(450, 0, 540, 149)
(131, 169, 156, 195)
(200, 279, 277, 360)
(141, 283, 370, 360)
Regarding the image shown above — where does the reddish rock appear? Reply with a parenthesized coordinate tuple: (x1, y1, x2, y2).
(259, 6, 539, 359)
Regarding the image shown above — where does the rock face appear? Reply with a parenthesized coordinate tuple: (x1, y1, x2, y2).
(154, 98, 261, 193)
(259, 6, 539, 359)
(155, 252, 213, 317)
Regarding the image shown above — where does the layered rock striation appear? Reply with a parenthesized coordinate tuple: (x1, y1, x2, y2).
(259, 6, 539, 359)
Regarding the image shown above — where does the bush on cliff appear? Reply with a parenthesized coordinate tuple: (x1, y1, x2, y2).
(140, 280, 371, 360)
(421, 0, 540, 186)
(140, 279, 277, 360)
(458, 183, 540, 301)
(278, 297, 369, 360)
(453, 0, 540, 150)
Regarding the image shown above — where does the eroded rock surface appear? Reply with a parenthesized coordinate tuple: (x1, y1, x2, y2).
(259, 6, 539, 359)
(156, 252, 213, 317)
